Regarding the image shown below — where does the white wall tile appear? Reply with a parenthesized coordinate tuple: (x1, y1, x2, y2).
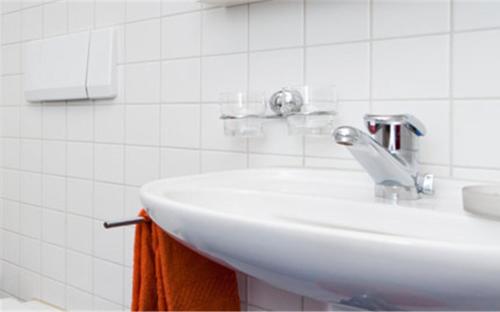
(20, 204, 41, 239)
(41, 277, 66, 310)
(42, 209, 65, 246)
(2, 44, 22, 75)
(3, 75, 22, 106)
(307, 42, 370, 100)
(162, 12, 201, 59)
(2, 200, 20, 232)
(202, 6, 248, 55)
(2, 1, 21, 14)
(453, 30, 500, 98)
(249, 154, 302, 168)
(42, 140, 66, 176)
(42, 175, 66, 211)
(1, 107, 20, 137)
(66, 214, 92, 254)
(18, 270, 41, 301)
(41, 243, 66, 282)
(20, 106, 42, 139)
(249, 48, 303, 94)
(66, 250, 92, 292)
(124, 146, 160, 186)
(2, 231, 20, 263)
(249, 0, 303, 50)
(94, 182, 124, 221)
(93, 221, 124, 264)
(125, 63, 161, 103)
(249, 121, 303, 155)
(67, 178, 93, 217)
(20, 139, 41, 172)
(201, 150, 247, 172)
(67, 142, 94, 179)
(4, 138, 20, 169)
(42, 104, 66, 140)
(68, 0, 94, 32)
(126, 19, 161, 62)
(126, 0, 161, 22)
(95, 1, 125, 27)
(94, 144, 124, 183)
(94, 104, 125, 144)
(20, 237, 40, 272)
(160, 148, 200, 177)
(162, 0, 201, 16)
(373, 35, 449, 99)
(21, 6, 42, 41)
(66, 286, 93, 311)
(20, 172, 42, 205)
(125, 105, 160, 146)
(43, 0, 68, 37)
(93, 258, 124, 305)
(67, 102, 94, 141)
(201, 53, 247, 102)
(307, 0, 369, 45)
(161, 104, 200, 148)
(372, 0, 449, 38)
(2, 12, 21, 44)
(161, 58, 201, 103)
(454, 0, 500, 31)
(3, 170, 20, 201)
(453, 100, 500, 168)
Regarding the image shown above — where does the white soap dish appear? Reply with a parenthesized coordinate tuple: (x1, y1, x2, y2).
(463, 185, 500, 219)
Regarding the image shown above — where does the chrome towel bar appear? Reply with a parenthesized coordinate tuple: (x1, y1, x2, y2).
(103, 217, 145, 229)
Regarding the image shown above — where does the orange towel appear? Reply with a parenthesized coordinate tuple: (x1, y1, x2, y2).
(132, 210, 240, 311)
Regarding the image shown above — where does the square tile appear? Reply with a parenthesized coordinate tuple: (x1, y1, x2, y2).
(42, 104, 66, 140)
(201, 150, 247, 173)
(67, 214, 92, 254)
(94, 104, 125, 143)
(42, 140, 66, 176)
(68, 0, 94, 32)
(306, 0, 369, 45)
(67, 142, 93, 179)
(372, 0, 449, 38)
(125, 62, 161, 103)
(201, 104, 247, 151)
(161, 58, 201, 103)
(94, 144, 124, 183)
(372, 35, 449, 99)
(94, 182, 124, 220)
(162, 0, 200, 15)
(20, 171, 42, 206)
(454, 0, 500, 30)
(20, 237, 40, 272)
(95, 0, 125, 27)
(453, 30, 500, 98)
(20, 204, 41, 239)
(93, 258, 124, 305)
(249, 121, 303, 156)
(249, 0, 303, 50)
(160, 148, 200, 178)
(41, 242, 65, 282)
(161, 104, 200, 148)
(2, 75, 22, 106)
(2, 44, 22, 75)
(202, 5, 248, 54)
(126, 19, 161, 62)
(22, 6, 42, 41)
(306, 42, 370, 100)
(42, 209, 65, 246)
(67, 101, 94, 141)
(453, 100, 500, 168)
(67, 250, 92, 292)
(124, 146, 160, 186)
(249, 48, 303, 94)
(2, 12, 21, 44)
(42, 175, 66, 211)
(125, 105, 160, 145)
(93, 220, 124, 264)
(126, 0, 161, 22)
(20, 106, 42, 139)
(162, 12, 201, 59)
(43, 0, 68, 37)
(201, 53, 247, 102)
(67, 178, 93, 217)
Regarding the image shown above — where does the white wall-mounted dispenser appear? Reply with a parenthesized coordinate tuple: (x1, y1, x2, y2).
(24, 28, 117, 102)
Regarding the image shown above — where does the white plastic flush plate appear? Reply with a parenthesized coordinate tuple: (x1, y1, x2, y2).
(24, 29, 117, 102)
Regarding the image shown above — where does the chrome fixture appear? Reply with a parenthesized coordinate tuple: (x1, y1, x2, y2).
(333, 114, 434, 200)
(219, 86, 337, 137)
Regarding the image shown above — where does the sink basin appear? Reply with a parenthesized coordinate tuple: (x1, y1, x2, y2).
(140, 168, 500, 310)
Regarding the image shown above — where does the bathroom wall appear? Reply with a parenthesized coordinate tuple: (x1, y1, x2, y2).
(1, 0, 500, 310)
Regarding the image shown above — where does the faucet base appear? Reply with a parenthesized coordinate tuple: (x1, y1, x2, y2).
(375, 185, 420, 201)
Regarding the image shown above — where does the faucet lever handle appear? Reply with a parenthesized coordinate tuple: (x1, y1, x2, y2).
(364, 114, 426, 137)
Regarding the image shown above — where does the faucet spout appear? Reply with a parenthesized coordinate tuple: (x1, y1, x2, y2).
(333, 126, 421, 200)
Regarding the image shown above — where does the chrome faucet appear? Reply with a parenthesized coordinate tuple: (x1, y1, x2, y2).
(333, 114, 434, 200)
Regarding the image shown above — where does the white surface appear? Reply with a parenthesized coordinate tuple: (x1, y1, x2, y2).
(23, 29, 117, 102)
(141, 168, 500, 310)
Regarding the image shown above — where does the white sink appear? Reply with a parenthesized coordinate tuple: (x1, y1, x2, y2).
(140, 168, 500, 310)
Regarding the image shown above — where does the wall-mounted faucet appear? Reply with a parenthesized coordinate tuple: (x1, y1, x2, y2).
(333, 114, 434, 200)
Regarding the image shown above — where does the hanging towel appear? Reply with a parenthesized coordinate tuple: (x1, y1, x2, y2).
(132, 209, 240, 311)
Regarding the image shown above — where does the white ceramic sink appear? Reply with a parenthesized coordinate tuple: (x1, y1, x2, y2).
(140, 168, 500, 310)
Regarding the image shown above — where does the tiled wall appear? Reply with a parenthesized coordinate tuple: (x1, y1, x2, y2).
(1, 0, 500, 310)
